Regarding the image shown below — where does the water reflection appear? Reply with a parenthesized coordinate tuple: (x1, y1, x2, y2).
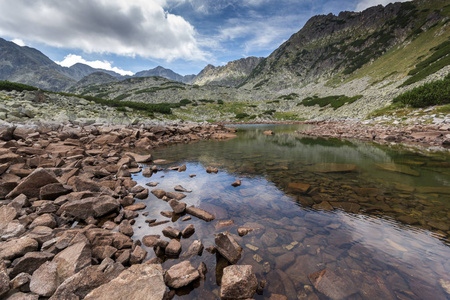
(130, 124, 450, 299)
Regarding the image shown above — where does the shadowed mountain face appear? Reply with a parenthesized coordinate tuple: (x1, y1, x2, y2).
(241, 0, 450, 90)
(0, 38, 125, 91)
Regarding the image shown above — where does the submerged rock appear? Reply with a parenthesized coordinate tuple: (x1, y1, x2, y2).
(307, 163, 357, 173)
(375, 163, 420, 176)
(220, 265, 257, 299)
(308, 268, 358, 300)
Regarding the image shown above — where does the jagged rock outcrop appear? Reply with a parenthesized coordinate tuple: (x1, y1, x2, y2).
(192, 57, 263, 87)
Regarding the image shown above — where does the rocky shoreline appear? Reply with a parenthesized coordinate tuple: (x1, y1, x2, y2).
(299, 121, 450, 150)
(0, 122, 264, 300)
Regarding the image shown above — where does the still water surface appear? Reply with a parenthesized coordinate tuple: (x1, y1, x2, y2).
(132, 124, 450, 299)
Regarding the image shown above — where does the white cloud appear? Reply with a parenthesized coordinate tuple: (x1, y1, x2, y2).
(11, 39, 25, 47)
(355, 0, 410, 12)
(217, 15, 304, 54)
(0, 0, 207, 62)
(55, 54, 134, 76)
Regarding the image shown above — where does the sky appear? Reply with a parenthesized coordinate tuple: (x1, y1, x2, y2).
(0, 0, 408, 76)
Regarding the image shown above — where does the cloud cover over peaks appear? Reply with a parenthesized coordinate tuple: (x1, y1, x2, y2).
(0, 0, 207, 62)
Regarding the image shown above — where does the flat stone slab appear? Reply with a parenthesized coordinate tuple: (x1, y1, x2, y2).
(84, 264, 166, 300)
(186, 206, 215, 222)
(375, 163, 420, 176)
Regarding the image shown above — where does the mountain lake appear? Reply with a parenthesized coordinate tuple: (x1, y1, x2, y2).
(130, 124, 450, 299)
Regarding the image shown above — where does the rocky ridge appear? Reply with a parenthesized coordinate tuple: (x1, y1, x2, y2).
(192, 57, 264, 87)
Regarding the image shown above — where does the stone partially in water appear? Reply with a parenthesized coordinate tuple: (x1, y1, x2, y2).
(307, 163, 357, 173)
(169, 199, 186, 214)
(165, 261, 200, 289)
(186, 206, 215, 222)
(215, 232, 242, 264)
(375, 163, 420, 176)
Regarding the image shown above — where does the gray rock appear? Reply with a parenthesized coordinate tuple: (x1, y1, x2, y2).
(165, 239, 182, 257)
(174, 185, 190, 192)
(26, 226, 54, 245)
(129, 246, 147, 265)
(162, 226, 181, 239)
(220, 265, 257, 300)
(0, 259, 10, 297)
(215, 232, 242, 264)
(10, 252, 54, 278)
(30, 261, 58, 297)
(0, 205, 18, 233)
(58, 195, 119, 221)
(142, 235, 160, 247)
(7, 168, 59, 199)
(180, 240, 204, 259)
(308, 268, 359, 300)
(5, 292, 39, 300)
(92, 246, 117, 261)
(118, 220, 133, 237)
(29, 214, 56, 229)
(181, 224, 195, 238)
(151, 189, 166, 199)
(49, 258, 124, 300)
(166, 192, 186, 200)
(168, 199, 186, 214)
(0, 238, 38, 260)
(1, 221, 26, 240)
(10, 272, 31, 292)
(53, 242, 91, 282)
(84, 264, 165, 300)
(39, 183, 72, 200)
(186, 206, 215, 222)
(164, 261, 200, 289)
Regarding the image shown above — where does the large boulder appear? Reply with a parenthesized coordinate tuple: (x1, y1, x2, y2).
(49, 258, 124, 300)
(215, 232, 242, 264)
(58, 195, 119, 221)
(53, 242, 92, 282)
(10, 251, 54, 278)
(84, 264, 166, 300)
(0, 237, 38, 260)
(7, 168, 59, 199)
(40, 183, 72, 200)
(30, 261, 58, 297)
(220, 265, 257, 299)
(164, 261, 200, 289)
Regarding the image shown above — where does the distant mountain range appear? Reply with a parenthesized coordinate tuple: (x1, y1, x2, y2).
(0, 37, 262, 90)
